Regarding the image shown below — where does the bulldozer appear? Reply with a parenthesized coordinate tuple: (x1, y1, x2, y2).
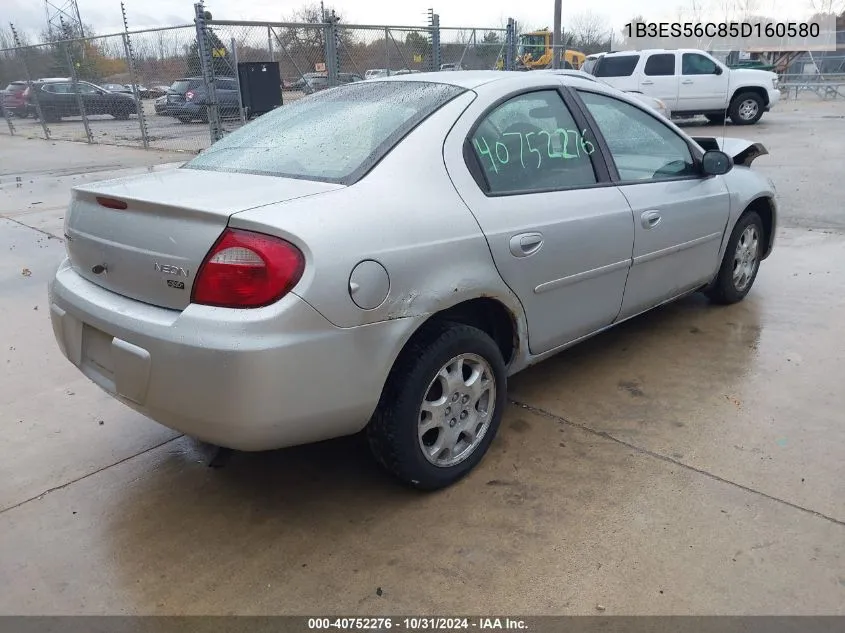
(516, 29, 586, 70)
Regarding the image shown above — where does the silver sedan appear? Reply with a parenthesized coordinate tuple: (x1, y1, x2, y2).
(48, 71, 777, 490)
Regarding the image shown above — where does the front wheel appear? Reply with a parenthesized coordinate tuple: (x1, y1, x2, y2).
(367, 322, 507, 490)
(705, 211, 764, 305)
(728, 92, 764, 125)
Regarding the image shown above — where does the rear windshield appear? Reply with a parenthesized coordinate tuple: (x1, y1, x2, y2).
(169, 80, 199, 93)
(183, 80, 465, 185)
(594, 55, 640, 77)
(4, 83, 26, 92)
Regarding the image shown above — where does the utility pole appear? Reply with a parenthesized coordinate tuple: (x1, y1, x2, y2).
(551, 0, 562, 69)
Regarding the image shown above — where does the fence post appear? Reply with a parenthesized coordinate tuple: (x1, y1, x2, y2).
(0, 88, 15, 135)
(385, 27, 390, 75)
(194, 2, 223, 143)
(324, 13, 340, 87)
(231, 37, 246, 123)
(10, 24, 50, 139)
(121, 2, 149, 149)
(267, 25, 274, 61)
(430, 12, 442, 71)
(64, 38, 94, 144)
(505, 18, 516, 71)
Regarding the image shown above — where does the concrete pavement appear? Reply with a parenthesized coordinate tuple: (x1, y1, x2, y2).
(1, 104, 844, 615)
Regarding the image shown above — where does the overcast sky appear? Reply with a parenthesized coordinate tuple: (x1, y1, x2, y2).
(6, 0, 824, 41)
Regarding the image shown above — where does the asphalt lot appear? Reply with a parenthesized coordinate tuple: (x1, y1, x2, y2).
(1, 98, 844, 615)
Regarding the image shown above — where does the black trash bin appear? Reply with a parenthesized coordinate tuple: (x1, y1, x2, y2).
(237, 61, 282, 119)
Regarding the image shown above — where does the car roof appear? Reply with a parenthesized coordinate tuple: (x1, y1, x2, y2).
(370, 70, 616, 93)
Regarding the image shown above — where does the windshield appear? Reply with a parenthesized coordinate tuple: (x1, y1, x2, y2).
(184, 80, 465, 185)
(518, 35, 546, 58)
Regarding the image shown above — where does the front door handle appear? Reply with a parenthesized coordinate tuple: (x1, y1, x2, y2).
(641, 211, 662, 229)
(681, 79, 694, 84)
(509, 232, 544, 257)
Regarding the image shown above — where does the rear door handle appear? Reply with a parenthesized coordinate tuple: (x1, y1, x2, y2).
(509, 232, 544, 257)
(641, 211, 662, 229)
(681, 79, 693, 84)
(641, 80, 654, 85)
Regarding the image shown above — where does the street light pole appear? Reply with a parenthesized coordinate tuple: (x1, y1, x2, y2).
(551, 0, 562, 69)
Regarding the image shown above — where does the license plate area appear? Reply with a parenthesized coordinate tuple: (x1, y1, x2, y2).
(81, 323, 115, 388)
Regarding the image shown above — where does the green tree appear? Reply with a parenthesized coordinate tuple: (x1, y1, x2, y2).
(186, 27, 232, 77)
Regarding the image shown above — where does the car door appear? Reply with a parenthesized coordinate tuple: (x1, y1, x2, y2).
(448, 88, 635, 355)
(49, 82, 77, 115)
(574, 89, 730, 319)
(76, 82, 107, 115)
(677, 52, 730, 112)
(639, 52, 679, 109)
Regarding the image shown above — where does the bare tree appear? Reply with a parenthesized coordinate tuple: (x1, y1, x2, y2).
(567, 11, 611, 54)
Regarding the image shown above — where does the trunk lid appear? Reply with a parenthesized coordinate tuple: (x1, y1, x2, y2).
(64, 168, 341, 310)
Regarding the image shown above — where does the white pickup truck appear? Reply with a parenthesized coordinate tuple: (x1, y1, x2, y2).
(591, 49, 780, 125)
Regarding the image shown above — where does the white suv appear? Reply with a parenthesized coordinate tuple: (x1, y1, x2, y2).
(592, 49, 780, 125)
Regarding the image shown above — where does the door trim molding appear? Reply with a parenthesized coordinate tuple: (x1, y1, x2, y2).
(633, 231, 722, 266)
(534, 258, 631, 294)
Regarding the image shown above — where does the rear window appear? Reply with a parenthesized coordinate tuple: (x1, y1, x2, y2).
(184, 80, 465, 185)
(4, 83, 26, 92)
(594, 55, 640, 77)
(169, 80, 200, 93)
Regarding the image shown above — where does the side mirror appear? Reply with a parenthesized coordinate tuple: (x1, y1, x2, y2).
(701, 150, 732, 176)
(714, 66, 723, 75)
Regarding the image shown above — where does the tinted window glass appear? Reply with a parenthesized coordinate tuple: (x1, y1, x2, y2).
(644, 54, 675, 76)
(682, 53, 717, 75)
(217, 79, 237, 90)
(185, 81, 464, 184)
(77, 83, 99, 94)
(594, 55, 639, 77)
(469, 90, 598, 194)
(5, 83, 26, 93)
(578, 91, 695, 182)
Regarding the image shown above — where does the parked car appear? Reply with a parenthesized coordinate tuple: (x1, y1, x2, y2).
(592, 49, 780, 125)
(124, 84, 163, 99)
(154, 94, 168, 115)
(2, 81, 29, 117)
(365, 69, 389, 79)
(291, 72, 364, 94)
(24, 80, 138, 122)
(166, 77, 242, 123)
(538, 68, 672, 119)
(101, 83, 133, 95)
(48, 71, 776, 490)
(580, 52, 605, 75)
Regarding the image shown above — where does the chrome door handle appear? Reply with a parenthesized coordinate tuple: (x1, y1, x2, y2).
(641, 211, 662, 229)
(509, 232, 544, 257)
(681, 79, 693, 84)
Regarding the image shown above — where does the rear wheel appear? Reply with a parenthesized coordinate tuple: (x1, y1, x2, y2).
(177, 116, 193, 124)
(367, 322, 507, 490)
(111, 109, 130, 120)
(728, 92, 764, 125)
(705, 211, 764, 304)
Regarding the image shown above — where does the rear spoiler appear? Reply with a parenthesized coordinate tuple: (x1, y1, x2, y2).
(692, 137, 769, 167)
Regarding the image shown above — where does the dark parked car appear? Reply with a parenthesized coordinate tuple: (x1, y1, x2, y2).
(154, 94, 168, 115)
(290, 72, 364, 94)
(165, 76, 242, 123)
(25, 80, 138, 122)
(2, 81, 29, 117)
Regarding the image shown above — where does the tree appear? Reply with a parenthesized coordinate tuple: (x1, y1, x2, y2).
(567, 11, 611, 54)
(187, 27, 232, 77)
(483, 31, 501, 44)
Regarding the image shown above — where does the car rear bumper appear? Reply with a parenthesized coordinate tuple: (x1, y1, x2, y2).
(48, 258, 417, 451)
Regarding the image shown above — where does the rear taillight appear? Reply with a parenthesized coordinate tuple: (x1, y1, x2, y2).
(192, 228, 305, 308)
(185, 90, 195, 101)
(23, 87, 30, 98)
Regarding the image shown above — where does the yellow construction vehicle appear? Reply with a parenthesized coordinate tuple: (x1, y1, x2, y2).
(516, 29, 586, 70)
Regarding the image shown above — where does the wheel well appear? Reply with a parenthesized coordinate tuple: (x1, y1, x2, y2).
(423, 298, 518, 365)
(731, 86, 768, 107)
(744, 197, 775, 257)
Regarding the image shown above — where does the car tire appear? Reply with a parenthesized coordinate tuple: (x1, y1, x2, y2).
(705, 211, 764, 305)
(728, 92, 764, 125)
(367, 321, 507, 490)
(177, 116, 193, 124)
(705, 113, 726, 124)
(112, 109, 131, 120)
(41, 108, 60, 123)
